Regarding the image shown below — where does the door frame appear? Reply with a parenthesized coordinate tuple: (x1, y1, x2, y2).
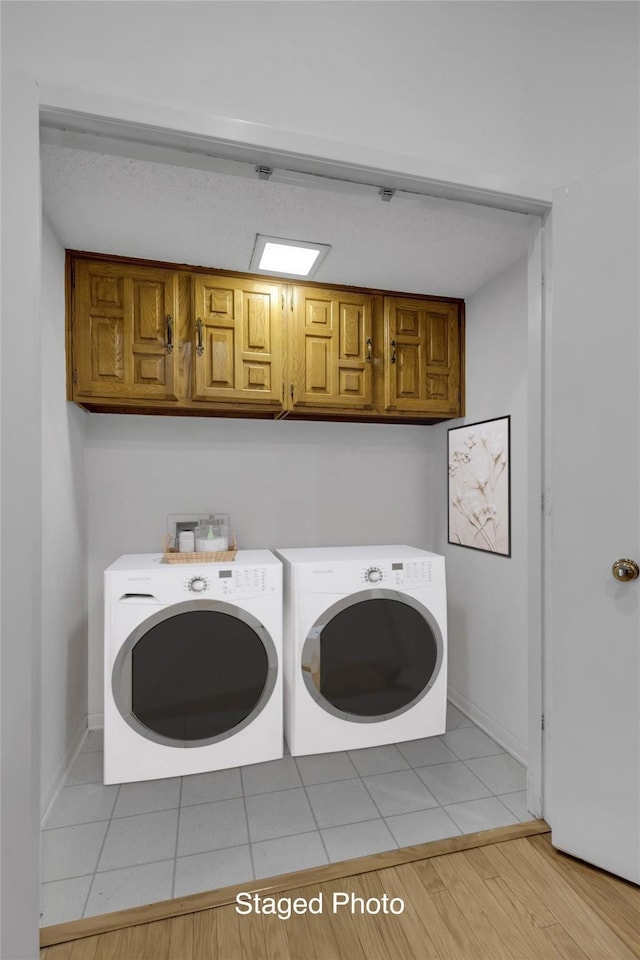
(526, 214, 546, 817)
(46, 100, 547, 814)
(1, 84, 548, 953)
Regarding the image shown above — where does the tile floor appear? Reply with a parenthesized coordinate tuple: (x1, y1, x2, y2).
(40, 704, 530, 926)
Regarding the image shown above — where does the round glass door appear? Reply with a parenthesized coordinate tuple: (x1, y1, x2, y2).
(112, 600, 278, 747)
(301, 590, 443, 723)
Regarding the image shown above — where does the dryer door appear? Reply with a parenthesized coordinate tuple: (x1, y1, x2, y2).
(112, 600, 278, 747)
(301, 590, 443, 722)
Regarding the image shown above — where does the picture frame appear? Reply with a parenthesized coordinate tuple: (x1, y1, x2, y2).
(447, 416, 511, 557)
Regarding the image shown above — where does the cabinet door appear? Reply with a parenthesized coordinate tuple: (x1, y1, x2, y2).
(192, 275, 282, 405)
(290, 286, 373, 409)
(384, 298, 461, 415)
(73, 260, 177, 400)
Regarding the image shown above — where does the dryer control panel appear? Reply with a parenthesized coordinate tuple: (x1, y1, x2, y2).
(390, 560, 435, 587)
(359, 560, 434, 587)
(294, 550, 444, 594)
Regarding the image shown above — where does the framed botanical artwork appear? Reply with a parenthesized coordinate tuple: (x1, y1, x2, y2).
(447, 416, 511, 557)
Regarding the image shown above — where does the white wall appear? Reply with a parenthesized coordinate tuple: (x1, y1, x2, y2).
(0, 67, 42, 960)
(6, 2, 640, 201)
(434, 256, 529, 761)
(40, 216, 89, 817)
(85, 415, 439, 721)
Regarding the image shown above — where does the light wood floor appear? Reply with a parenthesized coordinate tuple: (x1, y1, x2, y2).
(40, 823, 639, 959)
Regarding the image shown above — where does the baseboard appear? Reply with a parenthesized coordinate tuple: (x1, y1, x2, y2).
(447, 689, 527, 766)
(88, 712, 104, 730)
(40, 715, 88, 828)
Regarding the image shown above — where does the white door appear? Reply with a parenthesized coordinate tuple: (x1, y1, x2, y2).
(549, 159, 639, 883)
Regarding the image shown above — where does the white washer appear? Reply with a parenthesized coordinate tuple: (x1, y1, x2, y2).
(276, 545, 447, 756)
(104, 550, 282, 784)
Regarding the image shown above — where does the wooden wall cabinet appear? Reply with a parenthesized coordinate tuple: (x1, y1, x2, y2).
(67, 253, 464, 424)
(288, 286, 374, 411)
(383, 297, 462, 418)
(192, 274, 282, 409)
(72, 259, 178, 402)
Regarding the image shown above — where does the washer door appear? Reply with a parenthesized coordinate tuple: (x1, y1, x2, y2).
(112, 600, 278, 747)
(301, 590, 443, 723)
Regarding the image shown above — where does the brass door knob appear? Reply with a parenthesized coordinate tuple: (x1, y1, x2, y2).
(612, 559, 640, 582)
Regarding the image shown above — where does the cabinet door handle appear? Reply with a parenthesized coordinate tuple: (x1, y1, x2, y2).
(165, 315, 173, 354)
(195, 318, 204, 357)
(365, 337, 373, 362)
(391, 339, 397, 364)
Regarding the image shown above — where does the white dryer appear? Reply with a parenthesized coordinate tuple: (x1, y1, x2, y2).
(276, 545, 447, 756)
(104, 550, 282, 784)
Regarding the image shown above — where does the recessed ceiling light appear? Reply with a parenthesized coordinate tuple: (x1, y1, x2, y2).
(249, 235, 331, 279)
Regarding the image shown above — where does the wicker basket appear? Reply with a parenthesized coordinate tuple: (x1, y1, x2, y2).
(162, 532, 237, 564)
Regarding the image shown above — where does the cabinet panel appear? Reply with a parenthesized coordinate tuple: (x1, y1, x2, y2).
(306, 297, 333, 331)
(245, 293, 271, 351)
(89, 315, 124, 382)
(73, 261, 177, 400)
(135, 355, 166, 385)
(384, 297, 461, 416)
(339, 368, 366, 399)
(428, 313, 450, 365)
(306, 338, 332, 394)
(134, 280, 165, 342)
(193, 275, 282, 405)
(208, 328, 235, 389)
(340, 304, 363, 357)
(396, 343, 420, 399)
(396, 307, 420, 337)
(90, 275, 122, 308)
(291, 287, 373, 409)
(243, 361, 271, 391)
(426, 374, 450, 401)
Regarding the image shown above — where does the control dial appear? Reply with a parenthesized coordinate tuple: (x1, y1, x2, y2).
(188, 576, 208, 593)
(364, 566, 383, 584)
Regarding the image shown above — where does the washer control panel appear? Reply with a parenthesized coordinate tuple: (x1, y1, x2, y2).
(183, 566, 276, 598)
(187, 576, 208, 593)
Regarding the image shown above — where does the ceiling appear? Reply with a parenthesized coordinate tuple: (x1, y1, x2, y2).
(41, 140, 533, 300)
